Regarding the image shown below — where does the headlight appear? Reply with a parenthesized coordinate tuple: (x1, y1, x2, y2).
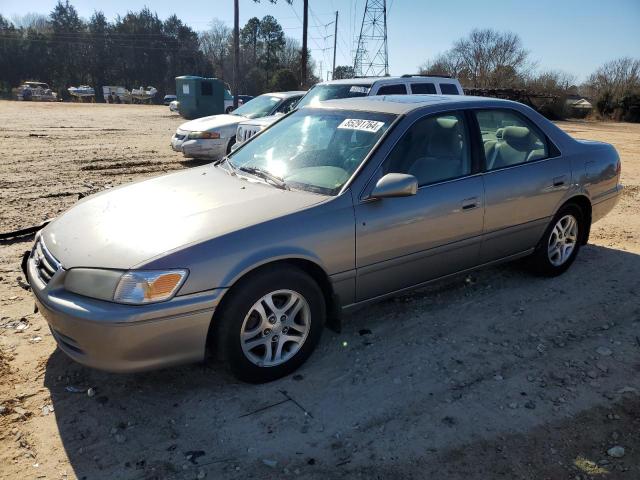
(64, 268, 124, 301)
(113, 270, 188, 304)
(187, 131, 220, 139)
(65, 269, 188, 304)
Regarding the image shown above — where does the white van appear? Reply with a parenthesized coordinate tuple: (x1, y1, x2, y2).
(235, 75, 464, 145)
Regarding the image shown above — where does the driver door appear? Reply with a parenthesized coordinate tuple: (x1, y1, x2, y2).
(354, 111, 484, 301)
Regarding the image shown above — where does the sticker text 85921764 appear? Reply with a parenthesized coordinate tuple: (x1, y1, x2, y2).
(337, 119, 385, 133)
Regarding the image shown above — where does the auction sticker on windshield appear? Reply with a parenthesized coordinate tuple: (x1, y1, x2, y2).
(337, 119, 385, 133)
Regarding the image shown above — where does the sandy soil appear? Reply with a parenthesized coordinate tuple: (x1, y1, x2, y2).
(1, 101, 639, 480)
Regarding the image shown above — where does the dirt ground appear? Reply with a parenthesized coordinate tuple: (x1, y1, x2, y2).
(1, 101, 639, 480)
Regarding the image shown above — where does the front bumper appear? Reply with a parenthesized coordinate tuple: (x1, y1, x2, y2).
(180, 138, 227, 159)
(26, 245, 226, 373)
(170, 132, 186, 152)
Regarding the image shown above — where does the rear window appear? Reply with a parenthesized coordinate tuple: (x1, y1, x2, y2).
(440, 83, 460, 95)
(376, 84, 407, 95)
(411, 83, 436, 94)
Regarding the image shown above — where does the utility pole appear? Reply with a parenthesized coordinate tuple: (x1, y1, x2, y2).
(331, 10, 338, 79)
(233, 0, 239, 109)
(301, 0, 308, 87)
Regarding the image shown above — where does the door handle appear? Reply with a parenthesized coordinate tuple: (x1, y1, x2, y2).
(461, 197, 479, 210)
(552, 175, 567, 187)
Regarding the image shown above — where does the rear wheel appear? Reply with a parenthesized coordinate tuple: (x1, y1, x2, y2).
(529, 203, 584, 276)
(215, 266, 325, 383)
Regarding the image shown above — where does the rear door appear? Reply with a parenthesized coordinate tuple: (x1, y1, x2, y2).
(472, 108, 572, 262)
(354, 111, 484, 301)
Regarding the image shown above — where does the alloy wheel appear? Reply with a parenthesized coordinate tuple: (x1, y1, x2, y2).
(547, 214, 579, 267)
(240, 289, 311, 367)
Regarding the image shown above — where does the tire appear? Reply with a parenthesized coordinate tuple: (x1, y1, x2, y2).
(214, 265, 325, 383)
(226, 138, 236, 154)
(529, 203, 584, 276)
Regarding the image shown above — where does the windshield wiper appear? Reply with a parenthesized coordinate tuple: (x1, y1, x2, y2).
(238, 166, 288, 190)
(214, 155, 237, 175)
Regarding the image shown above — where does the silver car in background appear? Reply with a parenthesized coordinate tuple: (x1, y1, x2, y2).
(170, 91, 304, 160)
(27, 95, 622, 383)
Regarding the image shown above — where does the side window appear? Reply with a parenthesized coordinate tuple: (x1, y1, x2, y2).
(474, 109, 549, 171)
(410, 83, 436, 94)
(275, 97, 298, 114)
(384, 112, 471, 187)
(376, 84, 407, 95)
(201, 81, 213, 96)
(439, 83, 460, 95)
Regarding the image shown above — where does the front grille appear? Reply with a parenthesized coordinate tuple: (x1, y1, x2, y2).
(239, 126, 260, 143)
(32, 237, 61, 284)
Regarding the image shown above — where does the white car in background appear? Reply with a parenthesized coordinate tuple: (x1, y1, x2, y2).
(169, 100, 179, 113)
(171, 91, 304, 160)
(235, 75, 464, 146)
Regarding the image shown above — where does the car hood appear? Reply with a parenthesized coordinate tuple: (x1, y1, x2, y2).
(239, 114, 282, 128)
(178, 114, 246, 133)
(42, 166, 326, 270)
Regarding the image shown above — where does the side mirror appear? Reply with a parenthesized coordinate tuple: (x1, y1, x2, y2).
(370, 173, 418, 199)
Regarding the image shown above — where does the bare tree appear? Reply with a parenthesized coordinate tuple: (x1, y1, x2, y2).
(420, 53, 468, 82)
(420, 29, 531, 88)
(199, 19, 231, 79)
(583, 57, 640, 100)
(525, 70, 576, 94)
(277, 37, 300, 71)
(10, 13, 50, 31)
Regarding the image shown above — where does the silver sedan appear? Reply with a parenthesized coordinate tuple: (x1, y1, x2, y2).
(27, 95, 622, 382)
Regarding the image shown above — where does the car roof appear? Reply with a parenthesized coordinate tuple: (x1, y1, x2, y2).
(315, 76, 459, 86)
(308, 94, 516, 115)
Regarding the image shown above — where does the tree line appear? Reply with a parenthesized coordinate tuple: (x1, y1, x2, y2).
(2, 6, 638, 122)
(418, 29, 640, 122)
(0, 1, 317, 101)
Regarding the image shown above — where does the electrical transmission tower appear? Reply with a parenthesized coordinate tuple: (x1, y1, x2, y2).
(353, 0, 389, 77)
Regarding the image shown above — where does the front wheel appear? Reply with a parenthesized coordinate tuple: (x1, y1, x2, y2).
(226, 138, 236, 154)
(529, 204, 584, 276)
(214, 266, 325, 383)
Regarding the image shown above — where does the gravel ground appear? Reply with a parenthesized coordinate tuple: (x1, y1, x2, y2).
(1, 101, 639, 480)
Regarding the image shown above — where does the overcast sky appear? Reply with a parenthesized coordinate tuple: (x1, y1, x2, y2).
(3, 0, 639, 82)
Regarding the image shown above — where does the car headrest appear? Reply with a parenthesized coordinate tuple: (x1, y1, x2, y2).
(502, 126, 533, 151)
(435, 117, 458, 129)
(427, 117, 462, 158)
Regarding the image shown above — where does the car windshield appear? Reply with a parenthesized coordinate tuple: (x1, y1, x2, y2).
(295, 84, 372, 109)
(232, 95, 281, 119)
(227, 109, 395, 195)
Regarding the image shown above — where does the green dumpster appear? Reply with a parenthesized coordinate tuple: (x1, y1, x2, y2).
(175, 76, 225, 120)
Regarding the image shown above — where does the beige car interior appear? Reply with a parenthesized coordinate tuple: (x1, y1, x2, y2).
(387, 114, 470, 186)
